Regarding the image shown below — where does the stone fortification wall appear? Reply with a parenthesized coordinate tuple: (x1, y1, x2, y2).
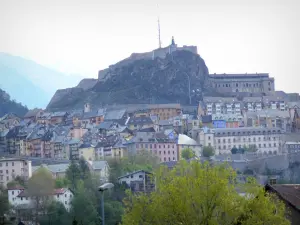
(98, 45, 198, 81)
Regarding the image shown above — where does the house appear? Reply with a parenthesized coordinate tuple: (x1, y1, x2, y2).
(32, 163, 70, 179)
(78, 143, 95, 161)
(265, 184, 300, 225)
(0, 158, 32, 188)
(68, 139, 81, 160)
(87, 160, 109, 181)
(126, 116, 154, 131)
(23, 109, 43, 122)
(201, 115, 212, 128)
(177, 134, 202, 159)
(8, 187, 74, 211)
(50, 112, 68, 125)
(111, 139, 128, 159)
(104, 109, 127, 125)
(68, 126, 88, 139)
(95, 135, 119, 159)
(36, 112, 52, 125)
(148, 104, 181, 120)
(133, 109, 150, 118)
(126, 132, 178, 162)
(118, 170, 155, 193)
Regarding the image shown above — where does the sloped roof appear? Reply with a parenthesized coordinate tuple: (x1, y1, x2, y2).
(24, 108, 42, 118)
(89, 160, 108, 170)
(178, 134, 198, 145)
(105, 109, 126, 120)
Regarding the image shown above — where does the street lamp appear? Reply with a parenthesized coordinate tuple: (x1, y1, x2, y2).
(98, 183, 114, 225)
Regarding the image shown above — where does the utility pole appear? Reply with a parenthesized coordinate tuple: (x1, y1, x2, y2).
(157, 4, 162, 48)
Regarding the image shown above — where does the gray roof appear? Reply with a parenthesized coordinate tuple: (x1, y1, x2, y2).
(51, 111, 67, 117)
(46, 163, 70, 173)
(68, 138, 81, 145)
(96, 121, 114, 129)
(90, 161, 108, 170)
(104, 109, 126, 120)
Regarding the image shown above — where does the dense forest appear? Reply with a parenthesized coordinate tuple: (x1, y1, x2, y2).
(0, 88, 28, 117)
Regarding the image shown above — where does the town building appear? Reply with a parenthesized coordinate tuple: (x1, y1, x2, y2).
(87, 160, 109, 182)
(8, 187, 74, 211)
(196, 127, 283, 155)
(118, 170, 155, 193)
(148, 104, 181, 120)
(208, 73, 275, 94)
(0, 158, 32, 187)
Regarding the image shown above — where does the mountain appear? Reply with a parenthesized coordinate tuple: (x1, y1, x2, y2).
(0, 52, 83, 108)
(0, 88, 28, 117)
(47, 49, 214, 111)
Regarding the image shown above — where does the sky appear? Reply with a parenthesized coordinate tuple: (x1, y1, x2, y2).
(0, 0, 299, 93)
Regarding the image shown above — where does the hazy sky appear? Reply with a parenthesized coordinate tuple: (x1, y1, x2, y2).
(0, 0, 299, 93)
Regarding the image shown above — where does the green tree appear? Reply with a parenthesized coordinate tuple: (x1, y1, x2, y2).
(39, 201, 70, 225)
(70, 181, 100, 225)
(0, 186, 10, 219)
(27, 168, 55, 224)
(231, 147, 238, 154)
(122, 161, 289, 225)
(202, 146, 215, 157)
(55, 177, 69, 188)
(181, 148, 195, 160)
(66, 160, 81, 190)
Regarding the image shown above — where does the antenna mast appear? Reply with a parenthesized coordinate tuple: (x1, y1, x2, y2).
(157, 5, 162, 48)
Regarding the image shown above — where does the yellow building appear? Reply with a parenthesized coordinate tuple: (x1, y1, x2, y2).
(79, 144, 95, 161)
(111, 146, 128, 159)
(148, 104, 181, 120)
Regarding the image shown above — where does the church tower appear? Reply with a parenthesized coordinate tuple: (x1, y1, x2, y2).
(169, 36, 177, 54)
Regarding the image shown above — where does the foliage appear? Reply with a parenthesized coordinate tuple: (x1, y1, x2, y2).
(231, 147, 238, 154)
(0, 186, 10, 218)
(122, 161, 289, 225)
(70, 181, 100, 225)
(66, 160, 81, 190)
(39, 201, 71, 225)
(181, 148, 195, 160)
(0, 88, 28, 117)
(202, 146, 215, 157)
(55, 177, 69, 188)
(108, 150, 159, 183)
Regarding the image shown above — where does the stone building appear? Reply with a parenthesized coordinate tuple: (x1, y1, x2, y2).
(208, 73, 275, 94)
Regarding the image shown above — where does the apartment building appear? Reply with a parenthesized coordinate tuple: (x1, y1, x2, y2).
(0, 158, 32, 187)
(8, 187, 73, 211)
(148, 104, 181, 120)
(196, 127, 283, 155)
(125, 132, 178, 162)
(201, 97, 242, 115)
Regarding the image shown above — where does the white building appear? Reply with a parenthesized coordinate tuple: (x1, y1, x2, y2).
(0, 158, 32, 188)
(196, 127, 283, 155)
(118, 170, 151, 186)
(87, 160, 110, 182)
(8, 187, 73, 211)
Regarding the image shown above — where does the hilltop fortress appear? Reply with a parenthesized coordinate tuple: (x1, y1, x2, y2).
(98, 37, 197, 81)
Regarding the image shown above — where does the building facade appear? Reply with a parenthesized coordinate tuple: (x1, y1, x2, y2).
(0, 158, 32, 187)
(208, 73, 275, 94)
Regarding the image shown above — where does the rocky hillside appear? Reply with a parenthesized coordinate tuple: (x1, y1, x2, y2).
(0, 89, 28, 117)
(47, 50, 212, 111)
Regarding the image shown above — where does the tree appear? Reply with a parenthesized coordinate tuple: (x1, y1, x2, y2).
(0, 186, 10, 219)
(55, 177, 69, 188)
(39, 202, 70, 225)
(202, 146, 215, 157)
(246, 144, 258, 153)
(66, 160, 81, 190)
(122, 161, 289, 225)
(231, 147, 238, 154)
(70, 181, 100, 225)
(27, 168, 55, 224)
(181, 148, 195, 160)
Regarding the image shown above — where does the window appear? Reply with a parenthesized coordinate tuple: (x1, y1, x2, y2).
(168, 151, 170, 154)
(12, 169, 14, 173)
(57, 195, 59, 198)
(6, 170, 8, 174)
(274, 143, 276, 147)
(0, 163, 1, 167)
(131, 175, 133, 178)
(12, 191, 14, 195)
(259, 144, 261, 148)
(139, 175, 143, 178)
(164, 151, 166, 154)
(12, 162, 14, 166)
(208, 136, 211, 140)
(164, 157, 166, 162)
(173, 151, 175, 154)
(6, 163, 8, 166)
(21, 197, 23, 201)
(65, 201, 67, 204)
(159, 151, 161, 155)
